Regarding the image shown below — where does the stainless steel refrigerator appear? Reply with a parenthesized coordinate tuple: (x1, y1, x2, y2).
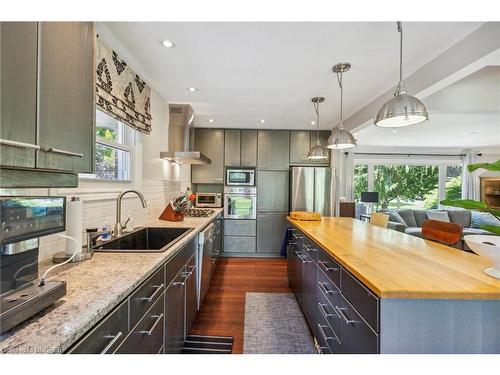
(289, 166, 336, 217)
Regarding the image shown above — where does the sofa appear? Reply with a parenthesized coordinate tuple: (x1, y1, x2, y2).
(385, 208, 496, 250)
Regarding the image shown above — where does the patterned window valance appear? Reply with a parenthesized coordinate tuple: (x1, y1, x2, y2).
(96, 37, 152, 134)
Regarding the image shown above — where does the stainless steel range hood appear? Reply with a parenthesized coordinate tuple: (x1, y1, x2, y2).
(160, 104, 211, 165)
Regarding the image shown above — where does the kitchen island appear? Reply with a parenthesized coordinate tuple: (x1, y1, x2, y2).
(287, 217, 500, 354)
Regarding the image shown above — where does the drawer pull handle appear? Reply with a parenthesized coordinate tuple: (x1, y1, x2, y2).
(139, 284, 164, 303)
(319, 261, 339, 272)
(0, 138, 40, 150)
(303, 244, 317, 252)
(183, 266, 196, 278)
(318, 346, 330, 354)
(317, 324, 340, 344)
(294, 250, 307, 264)
(41, 147, 84, 158)
(210, 258, 216, 264)
(318, 282, 336, 296)
(100, 331, 123, 354)
(139, 313, 164, 336)
(173, 275, 187, 286)
(334, 306, 359, 325)
(318, 302, 337, 319)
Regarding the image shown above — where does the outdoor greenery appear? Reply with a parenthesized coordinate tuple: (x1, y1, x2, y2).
(423, 176, 462, 209)
(353, 165, 368, 202)
(95, 126, 119, 180)
(440, 160, 500, 235)
(373, 165, 438, 209)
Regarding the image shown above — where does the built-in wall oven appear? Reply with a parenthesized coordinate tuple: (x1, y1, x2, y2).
(226, 168, 255, 186)
(224, 187, 257, 219)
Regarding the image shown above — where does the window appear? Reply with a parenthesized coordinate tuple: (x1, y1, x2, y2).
(91, 109, 134, 181)
(445, 165, 462, 200)
(353, 165, 368, 202)
(373, 165, 439, 210)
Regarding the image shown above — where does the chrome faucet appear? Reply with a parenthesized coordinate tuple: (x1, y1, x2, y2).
(114, 190, 148, 237)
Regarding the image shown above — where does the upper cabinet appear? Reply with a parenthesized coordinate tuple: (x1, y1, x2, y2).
(289, 130, 330, 166)
(37, 22, 96, 173)
(192, 128, 225, 184)
(224, 129, 257, 167)
(257, 130, 289, 171)
(0, 22, 96, 180)
(0, 22, 38, 169)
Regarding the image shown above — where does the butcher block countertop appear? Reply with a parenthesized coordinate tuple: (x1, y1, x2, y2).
(287, 217, 500, 300)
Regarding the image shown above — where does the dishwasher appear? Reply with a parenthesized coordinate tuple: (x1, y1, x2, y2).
(198, 223, 214, 308)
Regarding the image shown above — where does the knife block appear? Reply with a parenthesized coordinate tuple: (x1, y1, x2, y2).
(159, 204, 185, 222)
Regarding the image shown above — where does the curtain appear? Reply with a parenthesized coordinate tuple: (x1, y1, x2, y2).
(462, 151, 480, 200)
(96, 37, 152, 134)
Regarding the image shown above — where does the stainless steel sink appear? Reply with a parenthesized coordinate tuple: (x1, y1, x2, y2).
(94, 227, 194, 253)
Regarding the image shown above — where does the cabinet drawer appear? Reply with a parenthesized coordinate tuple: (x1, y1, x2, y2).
(317, 280, 341, 340)
(224, 219, 256, 236)
(116, 292, 165, 354)
(341, 269, 379, 332)
(129, 266, 165, 328)
(317, 267, 341, 309)
(337, 295, 378, 354)
(223, 236, 256, 253)
(68, 298, 128, 354)
(301, 237, 319, 264)
(166, 237, 197, 286)
(316, 314, 340, 354)
(318, 249, 341, 290)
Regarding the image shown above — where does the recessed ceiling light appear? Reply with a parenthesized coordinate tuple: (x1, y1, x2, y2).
(208, 119, 215, 123)
(161, 40, 175, 48)
(310, 121, 316, 125)
(260, 119, 266, 124)
(469, 131, 478, 135)
(187, 87, 198, 92)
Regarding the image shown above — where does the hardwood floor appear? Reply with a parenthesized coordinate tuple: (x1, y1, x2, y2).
(189, 258, 292, 354)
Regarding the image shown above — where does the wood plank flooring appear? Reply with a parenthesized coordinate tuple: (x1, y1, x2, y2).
(189, 258, 292, 354)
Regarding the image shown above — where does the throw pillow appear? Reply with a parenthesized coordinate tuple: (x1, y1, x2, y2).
(387, 210, 408, 227)
(471, 211, 499, 229)
(427, 211, 450, 223)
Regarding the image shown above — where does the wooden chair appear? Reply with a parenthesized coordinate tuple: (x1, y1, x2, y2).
(369, 212, 390, 228)
(421, 219, 463, 246)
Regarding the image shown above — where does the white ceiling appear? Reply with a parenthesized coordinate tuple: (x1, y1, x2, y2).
(354, 66, 500, 149)
(104, 22, 483, 130)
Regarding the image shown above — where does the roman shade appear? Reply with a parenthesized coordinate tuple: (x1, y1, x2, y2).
(95, 37, 152, 134)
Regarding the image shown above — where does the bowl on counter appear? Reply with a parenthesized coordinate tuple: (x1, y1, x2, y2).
(464, 235, 500, 279)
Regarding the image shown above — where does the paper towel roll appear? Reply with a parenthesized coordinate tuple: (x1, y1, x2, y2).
(66, 197, 83, 256)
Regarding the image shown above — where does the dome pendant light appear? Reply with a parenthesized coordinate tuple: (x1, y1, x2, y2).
(375, 22, 429, 127)
(307, 97, 329, 160)
(327, 62, 356, 149)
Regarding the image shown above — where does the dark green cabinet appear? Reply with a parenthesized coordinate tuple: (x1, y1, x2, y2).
(241, 130, 258, 167)
(0, 22, 96, 184)
(0, 22, 38, 169)
(165, 268, 186, 354)
(256, 212, 288, 254)
(257, 130, 289, 171)
(257, 170, 288, 212)
(192, 128, 224, 183)
(224, 129, 258, 167)
(37, 22, 96, 173)
(289, 130, 330, 165)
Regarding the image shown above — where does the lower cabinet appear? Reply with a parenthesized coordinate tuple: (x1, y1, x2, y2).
(256, 212, 288, 254)
(165, 268, 186, 354)
(67, 235, 200, 354)
(287, 225, 380, 354)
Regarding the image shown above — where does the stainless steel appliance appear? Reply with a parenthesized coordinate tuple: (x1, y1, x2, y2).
(159, 104, 211, 164)
(289, 167, 336, 216)
(224, 187, 257, 219)
(0, 196, 67, 334)
(226, 168, 255, 186)
(195, 193, 222, 208)
(211, 213, 223, 276)
(197, 223, 214, 308)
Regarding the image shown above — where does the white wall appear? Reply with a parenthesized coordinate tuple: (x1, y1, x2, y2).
(0, 24, 191, 261)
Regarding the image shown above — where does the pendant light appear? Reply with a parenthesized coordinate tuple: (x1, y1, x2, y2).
(327, 62, 356, 149)
(307, 97, 329, 160)
(375, 22, 428, 127)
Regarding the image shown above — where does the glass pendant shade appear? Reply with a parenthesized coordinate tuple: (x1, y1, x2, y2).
(327, 126, 356, 149)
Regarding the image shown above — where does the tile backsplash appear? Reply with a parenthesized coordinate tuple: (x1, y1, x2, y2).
(1, 178, 190, 261)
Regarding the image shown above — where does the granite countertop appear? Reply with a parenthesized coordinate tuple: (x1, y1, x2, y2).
(0, 208, 223, 354)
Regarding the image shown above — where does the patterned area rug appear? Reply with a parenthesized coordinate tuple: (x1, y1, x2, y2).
(243, 292, 316, 354)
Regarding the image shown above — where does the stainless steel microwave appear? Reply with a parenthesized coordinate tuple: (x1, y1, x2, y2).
(195, 193, 222, 208)
(226, 168, 255, 186)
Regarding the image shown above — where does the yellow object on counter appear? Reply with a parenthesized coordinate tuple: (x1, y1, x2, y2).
(289, 211, 321, 221)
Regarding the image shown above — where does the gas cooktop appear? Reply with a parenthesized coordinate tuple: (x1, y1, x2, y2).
(184, 208, 215, 218)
